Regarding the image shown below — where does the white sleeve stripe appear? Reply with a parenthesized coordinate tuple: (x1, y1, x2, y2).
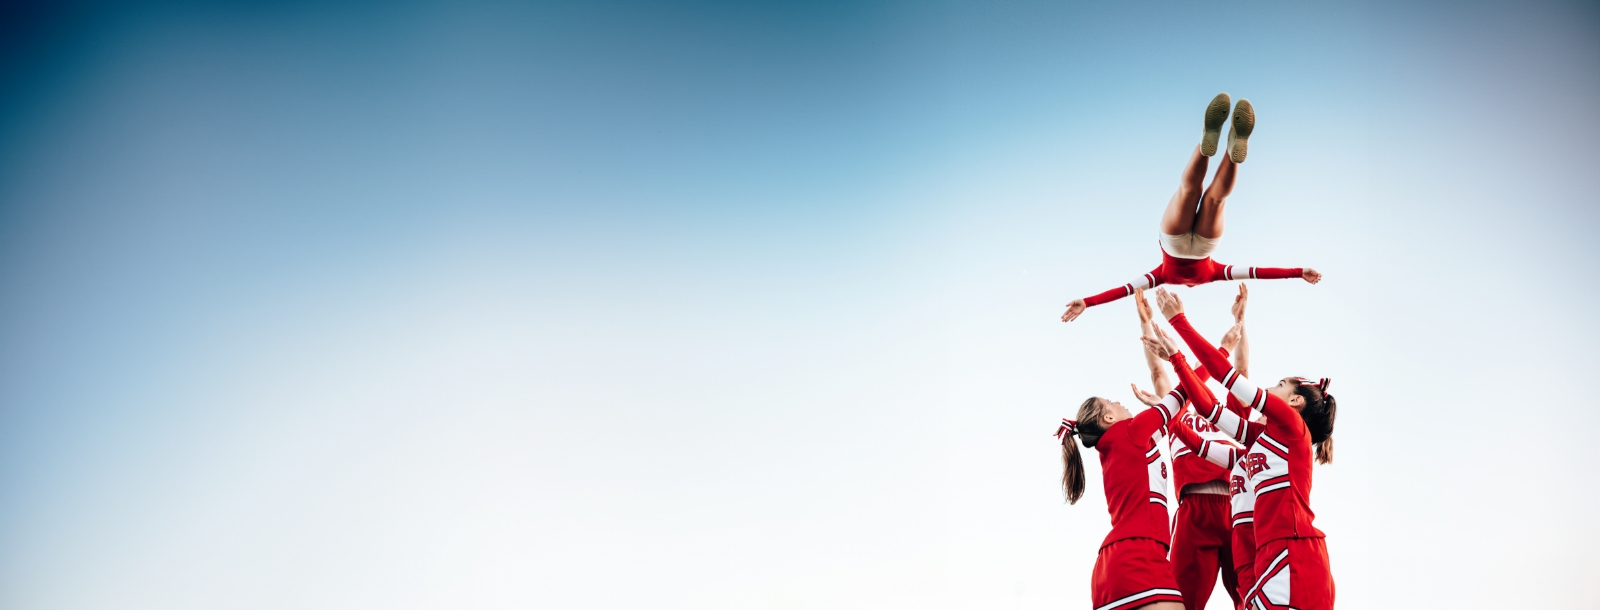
(1153, 391, 1183, 422)
(1207, 403, 1247, 439)
(1128, 273, 1156, 293)
(1225, 369, 1263, 407)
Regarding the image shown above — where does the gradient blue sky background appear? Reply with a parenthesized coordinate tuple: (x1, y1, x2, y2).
(1, 1, 1597, 608)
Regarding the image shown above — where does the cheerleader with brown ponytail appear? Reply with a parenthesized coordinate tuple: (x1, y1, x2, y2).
(1057, 341, 1206, 610)
(1149, 287, 1337, 610)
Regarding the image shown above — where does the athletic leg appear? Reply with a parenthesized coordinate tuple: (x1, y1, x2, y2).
(1159, 143, 1210, 236)
(1191, 153, 1236, 240)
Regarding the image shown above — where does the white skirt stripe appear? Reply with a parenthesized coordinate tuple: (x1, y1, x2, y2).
(1096, 588, 1184, 610)
(1244, 548, 1290, 603)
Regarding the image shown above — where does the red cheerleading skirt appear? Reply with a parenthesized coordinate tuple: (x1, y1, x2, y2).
(1231, 521, 1256, 604)
(1245, 537, 1334, 610)
(1091, 537, 1185, 610)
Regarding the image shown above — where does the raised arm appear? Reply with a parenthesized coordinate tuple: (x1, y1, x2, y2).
(1231, 324, 1250, 378)
(1135, 290, 1174, 396)
(1156, 288, 1301, 428)
(1169, 409, 1245, 470)
(1154, 337, 1262, 445)
(1062, 267, 1166, 322)
(1230, 283, 1249, 378)
(1128, 385, 1187, 440)
(1153, 289, 1232, 384)
(1217, 264, 1322, 284)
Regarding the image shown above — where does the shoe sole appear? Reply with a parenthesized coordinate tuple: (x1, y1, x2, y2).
(1201, 93, 1231, 157)
(1229, 99, 1255, 163)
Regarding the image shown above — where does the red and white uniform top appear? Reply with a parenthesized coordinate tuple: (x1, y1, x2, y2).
(1166, 354, 1264, 527)
(1170, 410, 1236, 488)
(1082, 249, 1303, 308)
(1169, 313, 1325, 544)
(1095, 387, 1185, 551)
(1166, 353, 1233, 493)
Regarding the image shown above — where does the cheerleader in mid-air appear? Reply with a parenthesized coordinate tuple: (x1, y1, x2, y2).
(1055, 350, 1190, 610)
(1148, 287, 1337, 610)
(1061, 93, 1319, 324)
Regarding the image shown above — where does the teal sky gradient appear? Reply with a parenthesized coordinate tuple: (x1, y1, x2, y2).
(1, 1, 1597, 608)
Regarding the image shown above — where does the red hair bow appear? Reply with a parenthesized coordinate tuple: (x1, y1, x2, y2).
(1055, 418, 1078, 441)
(1294, 377, 1331, 392)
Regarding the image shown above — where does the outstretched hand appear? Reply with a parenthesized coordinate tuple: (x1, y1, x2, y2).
(1130, 383, 1160, 407)
(1154, 287, 1184, 319)
(1220, 323, 1243, 353)
(1135, 289, 1154, 326)
(1302, 269, 1323, 284)
(1141, 324, 1181, 360)
(1061, 299, 1087, 322)
(1231, 284, 1248, 322)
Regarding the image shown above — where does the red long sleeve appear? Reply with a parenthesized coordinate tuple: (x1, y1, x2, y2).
(1191, 345, 1227, 381)
(1129, 387, 1185, 440)
(1083, 285, 1131, 307)
(1170, 352, 1218, 409)
(1212, 263, 1303, 282)
(1248, 266, 1304, 280)
(1169, 407, 1245, 471)
(1172, 348, 1263, 446)
(1167, 314, 1232, 384)
(1226, 394, 1249, 417)
(1168, 413, 1206, 454)
(1170, 313, 1301, 431)
(1082, 267, 1164, 307)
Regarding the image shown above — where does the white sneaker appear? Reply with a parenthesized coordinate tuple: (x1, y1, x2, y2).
(1228, 99, 1254, 163)
(1201, 93, 1231, 157)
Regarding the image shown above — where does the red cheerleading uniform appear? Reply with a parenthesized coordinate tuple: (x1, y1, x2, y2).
(1169, 356, 1266, 607)
(1088, 388, 1187, 610)
(1168, 313, 1335, 610)
(1165, 356, 1241, 610)
(1082, 249, 1302, 308)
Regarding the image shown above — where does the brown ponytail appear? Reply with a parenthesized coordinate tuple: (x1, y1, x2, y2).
(1060, 397, 1110, 504)
(1061, 438, 1085, 504)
